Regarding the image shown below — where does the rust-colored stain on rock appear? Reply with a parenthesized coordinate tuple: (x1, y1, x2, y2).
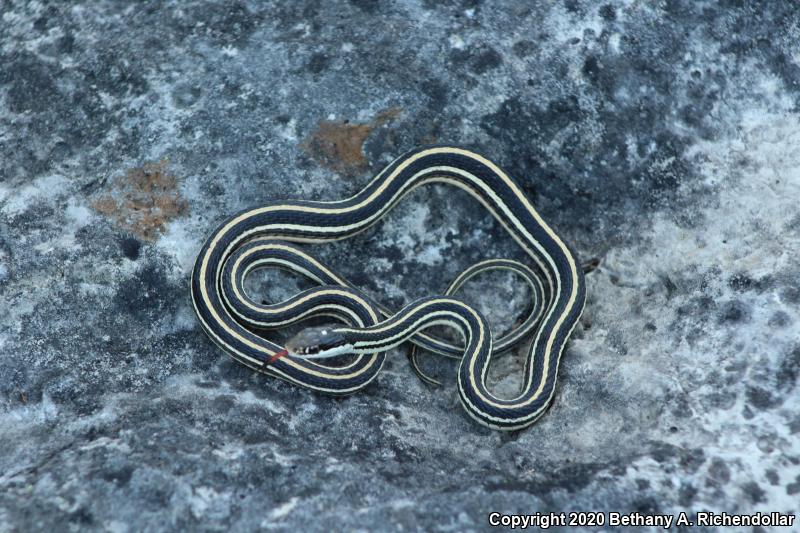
(302, 108, 401, 176)
(91, 160, 188, 241)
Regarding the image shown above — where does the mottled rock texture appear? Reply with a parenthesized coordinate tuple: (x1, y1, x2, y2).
(1, 1, 799, 531)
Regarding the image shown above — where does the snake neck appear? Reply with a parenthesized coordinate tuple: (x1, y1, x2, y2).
(334, 296, 491, 356)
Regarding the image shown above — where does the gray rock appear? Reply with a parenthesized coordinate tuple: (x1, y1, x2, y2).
(1, 1, 799, 531)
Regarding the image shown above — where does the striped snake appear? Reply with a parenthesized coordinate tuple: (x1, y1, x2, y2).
(191, 146, 586, 430)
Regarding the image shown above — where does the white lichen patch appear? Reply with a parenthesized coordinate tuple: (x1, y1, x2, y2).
(0, 174, 70, 218)
(378, 202, 449, 267)
(568, 101, 800, 510)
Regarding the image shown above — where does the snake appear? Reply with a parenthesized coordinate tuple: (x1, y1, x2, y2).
(190, 146, 586, 430)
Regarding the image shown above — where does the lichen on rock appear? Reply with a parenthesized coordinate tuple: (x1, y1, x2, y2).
(1, 1, 799, 531)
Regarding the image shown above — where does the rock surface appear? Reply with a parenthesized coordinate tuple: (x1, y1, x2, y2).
(1, 1, 799, 531)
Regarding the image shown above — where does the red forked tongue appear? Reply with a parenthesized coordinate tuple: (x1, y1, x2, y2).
(268, 349, 289, 365)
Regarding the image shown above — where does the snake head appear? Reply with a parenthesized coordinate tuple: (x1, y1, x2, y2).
(284, 326, 352, 359)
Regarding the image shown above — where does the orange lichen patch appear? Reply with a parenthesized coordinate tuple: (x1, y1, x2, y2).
(91, 160, 188, 241)
(302, 108, 401, 176)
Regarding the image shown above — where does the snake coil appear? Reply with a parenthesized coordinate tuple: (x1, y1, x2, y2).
(191, 146, 586, 430)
